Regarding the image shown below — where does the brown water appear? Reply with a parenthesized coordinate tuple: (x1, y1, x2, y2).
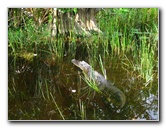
(8, 51, 158, 120)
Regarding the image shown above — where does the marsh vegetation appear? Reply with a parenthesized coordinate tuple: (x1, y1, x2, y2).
(8, 8, 158, 120)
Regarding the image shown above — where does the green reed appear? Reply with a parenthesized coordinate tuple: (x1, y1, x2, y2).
(139, 35, 157, 83)
(50, 93, 65, 120)
(81, 74, 101, 94)
(99, 55, 107, 79)
(79, 99, 86, 120)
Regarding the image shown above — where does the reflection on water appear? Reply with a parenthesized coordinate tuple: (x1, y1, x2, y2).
(8, 52, 158, 120)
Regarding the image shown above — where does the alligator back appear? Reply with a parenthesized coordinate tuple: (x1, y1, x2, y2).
(90, 70, 126, 107)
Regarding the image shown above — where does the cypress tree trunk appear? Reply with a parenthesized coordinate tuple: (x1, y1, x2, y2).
(54, 8, 102, 36)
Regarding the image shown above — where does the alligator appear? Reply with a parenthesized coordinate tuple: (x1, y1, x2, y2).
(71, 59, 126, 108)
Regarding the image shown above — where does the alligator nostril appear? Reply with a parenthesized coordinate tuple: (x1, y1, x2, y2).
(71, 59, 76, 63)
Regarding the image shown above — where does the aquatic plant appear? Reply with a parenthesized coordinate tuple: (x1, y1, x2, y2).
(8, 8, 158, 120)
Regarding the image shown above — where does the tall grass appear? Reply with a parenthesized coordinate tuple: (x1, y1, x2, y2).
(50, 93, 65, 120)
(97, 8, 158, 82)
(8, 8, 158, 87)
(79, 99, 86, 120)
(8, 8, 158, 89)
(8, 8, 158, 120)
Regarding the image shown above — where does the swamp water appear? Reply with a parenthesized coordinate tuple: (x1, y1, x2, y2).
(8, 47, 158, 120)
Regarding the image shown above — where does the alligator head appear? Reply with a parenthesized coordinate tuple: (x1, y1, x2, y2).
(71, 59, 92, 75)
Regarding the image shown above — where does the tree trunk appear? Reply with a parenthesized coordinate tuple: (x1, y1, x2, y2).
(53, 8, 103, 36)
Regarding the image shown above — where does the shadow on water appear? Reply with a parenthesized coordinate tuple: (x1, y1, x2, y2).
(8, 45, 158, 120)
